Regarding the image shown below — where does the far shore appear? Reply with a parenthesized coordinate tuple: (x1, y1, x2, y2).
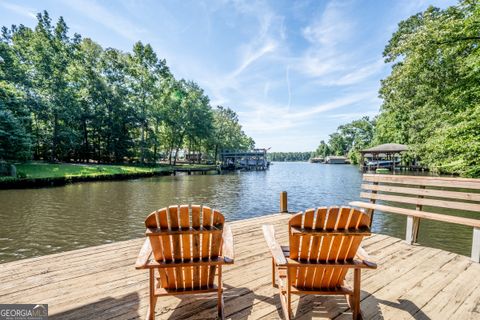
(0, 162, 219, 189)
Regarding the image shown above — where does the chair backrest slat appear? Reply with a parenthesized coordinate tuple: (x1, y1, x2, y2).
(179, 205, 192, 290)
(289, 214, 302, 259)
(208, 209, 225, 285)
(309, 207, 328, 261)
(200, 206, 213, 288)
(299, 209, 315, 260)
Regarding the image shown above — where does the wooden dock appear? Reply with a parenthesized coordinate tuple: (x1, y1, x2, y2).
(172, 167, 221, 175)
(0, 214, 478, 319)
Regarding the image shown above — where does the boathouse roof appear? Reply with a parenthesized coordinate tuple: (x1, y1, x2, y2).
(360, 143, 408, 154)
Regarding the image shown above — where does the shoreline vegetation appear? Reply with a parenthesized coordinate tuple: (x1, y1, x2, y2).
(311, 2, 480, 178)
(0, 162, 218, 189)
(1, 11, 254, 173)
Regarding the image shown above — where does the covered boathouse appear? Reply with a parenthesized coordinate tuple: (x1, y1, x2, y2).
(220, 149, 269, 170)
(360, 143, 409, 172)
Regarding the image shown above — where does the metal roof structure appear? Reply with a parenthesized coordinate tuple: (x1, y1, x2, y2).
(360, 143, 408, 154)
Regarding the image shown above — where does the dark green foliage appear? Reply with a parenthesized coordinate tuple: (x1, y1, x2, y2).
(0, 109, 30, 160)
(0, 11, 253, 164)
(269, 152, 313, 162)
(314, 117, 375, 164)
(375, 0, 480, 176)
(314, 141, 330, 158)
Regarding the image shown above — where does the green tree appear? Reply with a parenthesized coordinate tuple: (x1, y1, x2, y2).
(0, 10, 255, 166)
(127, 41, 168, 163)
(315, 140, 330, 158)
(211, 106, 254, 161)
(375, 0, 480, 176)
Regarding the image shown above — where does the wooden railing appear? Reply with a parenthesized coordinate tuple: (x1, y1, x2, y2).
(279, 175, 480, 263)
(349, 174, 480, 263)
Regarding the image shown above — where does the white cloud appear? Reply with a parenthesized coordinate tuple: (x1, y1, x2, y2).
(302, 1, 353, 46)
(239, 90, 376, 134)
(287, 92, 375, 120)
(64, 0, 146, 41)
(0, 2, 36, 19)
(320, 59, 386, 86)
(285, 66, 291, 109)
(294, 1, 356, 79)
(327, 110, 379, 121)
(229, 40, 277, 78)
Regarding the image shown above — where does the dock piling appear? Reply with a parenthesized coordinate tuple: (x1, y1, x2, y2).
(280, 191, 288, 213)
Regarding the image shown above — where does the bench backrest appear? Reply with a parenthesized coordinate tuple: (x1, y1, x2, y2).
(360, 174, 480, 225)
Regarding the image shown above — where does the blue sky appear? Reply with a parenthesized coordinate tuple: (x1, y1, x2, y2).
(0, 0, 458, 151)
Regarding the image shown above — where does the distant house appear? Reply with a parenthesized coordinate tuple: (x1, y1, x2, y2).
(325, 156, 347, 164)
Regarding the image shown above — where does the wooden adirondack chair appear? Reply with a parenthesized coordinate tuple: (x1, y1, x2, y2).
(135, 205, 234, 320)
(263, 206, 377, 320)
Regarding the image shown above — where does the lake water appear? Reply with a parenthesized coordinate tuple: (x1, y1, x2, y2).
(0, 162, 475, 263)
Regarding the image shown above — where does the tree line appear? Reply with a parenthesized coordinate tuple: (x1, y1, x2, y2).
(268, 152, 313, 162)
(0, 11, 254, 165)
(313, 117, 375, 164)
(315, 0, 480, 177)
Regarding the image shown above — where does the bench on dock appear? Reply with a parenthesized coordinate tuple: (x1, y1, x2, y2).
(350, 174, 480, 262)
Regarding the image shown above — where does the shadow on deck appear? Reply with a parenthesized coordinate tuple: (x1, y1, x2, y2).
(0, 214, 478, 319)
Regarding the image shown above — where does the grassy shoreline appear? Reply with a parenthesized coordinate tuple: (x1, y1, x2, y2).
(0, 162, 219, 189)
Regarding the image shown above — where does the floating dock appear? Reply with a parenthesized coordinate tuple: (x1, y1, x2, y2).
(172, 167, 221, 175)
(0, 214, 478, 319)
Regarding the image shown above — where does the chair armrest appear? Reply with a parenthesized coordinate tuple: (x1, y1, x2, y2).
(222, 224, 235, 263)
(262, 224, 287, 266)
(355, 245, 377, 269)
(135, 239, 152, 269)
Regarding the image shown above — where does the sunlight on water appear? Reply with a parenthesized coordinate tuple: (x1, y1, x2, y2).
(0, 162, 473, 262)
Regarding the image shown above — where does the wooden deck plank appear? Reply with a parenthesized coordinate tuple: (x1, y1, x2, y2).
(0, 213, 478, 320)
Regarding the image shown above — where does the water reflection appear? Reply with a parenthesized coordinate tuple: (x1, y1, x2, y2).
(0, 162, 474, 262)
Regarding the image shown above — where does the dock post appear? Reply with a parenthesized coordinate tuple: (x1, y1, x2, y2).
(405, 215, 420, 245)
(472, 227, 480, 263)
(280, 191, 288, 213)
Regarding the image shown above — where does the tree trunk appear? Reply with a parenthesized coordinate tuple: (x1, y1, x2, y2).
(51, 112, 58, 162)
(188, 139, 192, 164)
(173, 146, 179, 166)
(140, 122, 145, 164)
(34, 113, 41, 160)
(83, 118, 89, 163)
(168, 142, 174, 165)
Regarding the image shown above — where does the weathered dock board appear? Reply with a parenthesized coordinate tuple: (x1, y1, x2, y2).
(0, 214, 478, 319)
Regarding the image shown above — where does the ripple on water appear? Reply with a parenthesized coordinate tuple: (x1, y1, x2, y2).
(0, 162, 473, 262)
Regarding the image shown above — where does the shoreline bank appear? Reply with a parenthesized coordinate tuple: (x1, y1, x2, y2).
(0, 163, 219, 189)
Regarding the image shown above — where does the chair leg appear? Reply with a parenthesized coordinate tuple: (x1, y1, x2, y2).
(352, 268, 361, 320)
(146, 268, 158, 320)
(217, 266, 224, 319)
(272, 257, 276, 287)
(278, 290, 290, 320)
(287, 267, 293, 319)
